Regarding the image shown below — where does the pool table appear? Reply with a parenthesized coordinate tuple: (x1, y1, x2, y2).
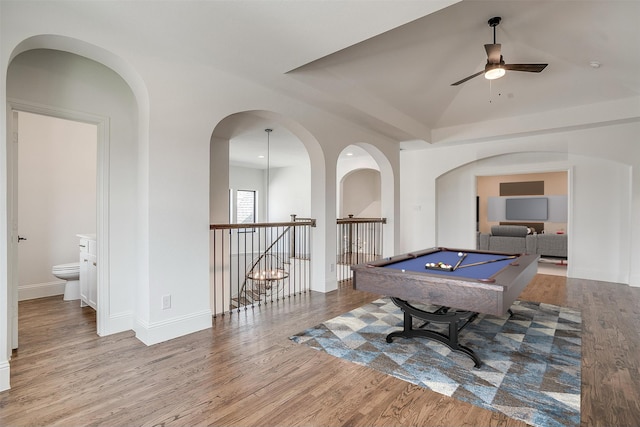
(351, 247, 539, 367)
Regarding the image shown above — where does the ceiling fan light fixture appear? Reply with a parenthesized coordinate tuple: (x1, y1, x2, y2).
(485, 65, 506, 80)
(451, 16, 548, 86)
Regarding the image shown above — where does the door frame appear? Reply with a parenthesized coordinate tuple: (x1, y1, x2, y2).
(7, 100, 110, 342)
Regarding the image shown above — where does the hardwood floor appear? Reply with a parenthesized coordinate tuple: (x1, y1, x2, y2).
(1, 273, 639, 426)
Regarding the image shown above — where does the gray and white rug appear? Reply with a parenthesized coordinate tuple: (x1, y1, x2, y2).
(290, 298, 581, 427)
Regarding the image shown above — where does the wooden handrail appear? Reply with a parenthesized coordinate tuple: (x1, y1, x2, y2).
(211, 219, 315, 230)
(337, 216, 386, 224)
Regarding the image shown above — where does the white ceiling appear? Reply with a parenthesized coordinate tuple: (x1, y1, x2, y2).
(227, 117, 310, 170)
(49, 0, 640, 167)
(287, 0, 640, 142)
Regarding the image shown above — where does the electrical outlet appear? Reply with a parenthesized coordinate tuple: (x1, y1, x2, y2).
(162, 294, 171, 310)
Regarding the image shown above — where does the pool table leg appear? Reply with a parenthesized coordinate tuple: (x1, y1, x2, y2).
(386, 297, 482, 368)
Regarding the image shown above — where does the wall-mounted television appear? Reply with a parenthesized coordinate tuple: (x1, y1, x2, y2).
(505, 197, 548, 221)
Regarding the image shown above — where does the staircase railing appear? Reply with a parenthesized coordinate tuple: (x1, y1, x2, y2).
(336, 215, 386, 282)
(210, 215, 315, 317)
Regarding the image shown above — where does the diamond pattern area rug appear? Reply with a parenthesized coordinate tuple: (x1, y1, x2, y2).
(290, 298, 581, 427)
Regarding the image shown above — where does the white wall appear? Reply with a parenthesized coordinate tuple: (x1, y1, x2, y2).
(230, 166, 264, 193)
(341, 169, 381, 218)
(268, 164, 311, 221)
(230, 163, 311, 223)
(17, 112, 97, 294)
(401, 121, 640, 286)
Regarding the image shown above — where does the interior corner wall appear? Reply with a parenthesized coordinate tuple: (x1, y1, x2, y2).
(7, 49, 138, 331)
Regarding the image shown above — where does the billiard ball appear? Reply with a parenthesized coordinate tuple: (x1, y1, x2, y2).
(458, 252, 463, 257)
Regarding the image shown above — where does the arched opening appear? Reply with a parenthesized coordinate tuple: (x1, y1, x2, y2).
(209, 111, 319, 315)
(4, 37, 145, 367)
(337, 145, 382, 219)
(337, 143, 396, 256)
(435, 151, 632, 283)
(210, 111, 318, 221)
(335, 144, 397, 282)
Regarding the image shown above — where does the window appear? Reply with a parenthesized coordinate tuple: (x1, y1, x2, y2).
(236, 190, 256, 229)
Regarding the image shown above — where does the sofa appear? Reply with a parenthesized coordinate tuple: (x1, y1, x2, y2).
(478, 225, 567, 259)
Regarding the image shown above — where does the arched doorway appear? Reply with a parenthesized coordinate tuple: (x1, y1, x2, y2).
(337, 143, 397, 258)
(5, 39, 144, 358)
(209, 111, 318, 314)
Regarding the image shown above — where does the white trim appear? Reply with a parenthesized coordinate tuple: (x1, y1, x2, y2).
(7, 100, 111, 336)
(95, 116, 110, 337)
(18, 281, 65, 301)
(103, 311, 134, 336)
(8, 110, 18, 352)
(0, 360, 10, 392)
(134, 310, 212, 346)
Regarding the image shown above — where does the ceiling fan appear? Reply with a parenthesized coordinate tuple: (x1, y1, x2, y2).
(451, 16, 548, 86)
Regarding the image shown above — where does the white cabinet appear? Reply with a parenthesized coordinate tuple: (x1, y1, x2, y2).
(78, 235, 97, 310)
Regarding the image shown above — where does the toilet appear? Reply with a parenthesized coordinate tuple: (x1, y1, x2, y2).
(52, 262, 80, 301)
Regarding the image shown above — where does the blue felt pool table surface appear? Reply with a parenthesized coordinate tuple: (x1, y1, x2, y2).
(383, 249, 516, 281)
(352, 247, 539, 317)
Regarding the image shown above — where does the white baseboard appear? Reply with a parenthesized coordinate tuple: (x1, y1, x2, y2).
(18, 281, 65, 301)
(0, 360, 10, 392)
(99, 311, 134, 336)
(133, 309, 212, 346)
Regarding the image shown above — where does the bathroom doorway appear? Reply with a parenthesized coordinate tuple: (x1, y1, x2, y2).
(17, 111, 97, 298)
(9, 107, 103, 348)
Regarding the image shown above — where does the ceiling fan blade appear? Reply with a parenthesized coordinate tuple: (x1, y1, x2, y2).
(504, 63, 548, 72)
(451, 70, 485, 86)
(484, 44, 501, 64)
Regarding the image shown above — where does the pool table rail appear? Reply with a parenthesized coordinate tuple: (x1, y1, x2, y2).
(351, 247, 539, 317)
